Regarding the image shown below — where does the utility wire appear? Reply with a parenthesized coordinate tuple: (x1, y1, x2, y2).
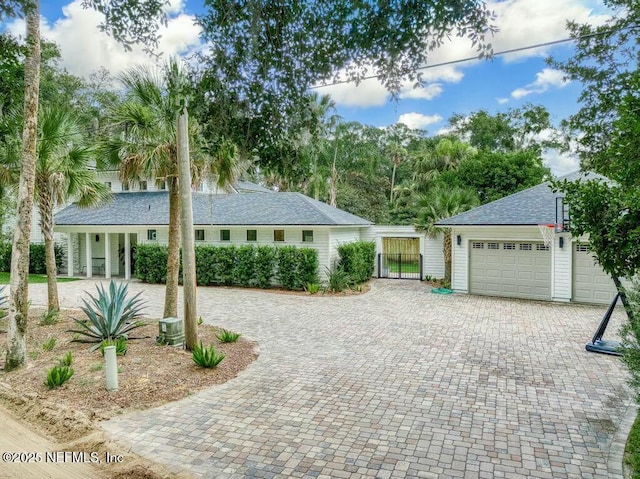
(310, 26, 638, 89)
(3, 25, 636, 145)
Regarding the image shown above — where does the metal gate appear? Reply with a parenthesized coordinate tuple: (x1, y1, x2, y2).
(378, 253, 423, 280)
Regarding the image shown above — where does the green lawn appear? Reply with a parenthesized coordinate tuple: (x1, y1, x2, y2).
(385, 262, 421, 274)
(0, 272, 80, 284)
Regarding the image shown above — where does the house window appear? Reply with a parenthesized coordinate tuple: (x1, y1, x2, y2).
(220, 229, 230, 241)
(104, 181, 112, 190)
(147, 229, 157, 241)
(472, 242, 484, 249)
(503, 242, 515, 250)
(122, 183, 130, 191)
(519, 243, 532, 251)
(139, 181, 147, 191)
(158, 180, 166, 190)
(487, 242, 499, 250)
(302, 230, 314, 243)
(195, 229, 205, 241)
(274, 229, 285, 242)
(247, 230, 257, 242)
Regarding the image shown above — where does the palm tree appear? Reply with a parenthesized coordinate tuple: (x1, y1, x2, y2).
(35, 108, 111, 312)
(412, 138, 476, 193)
(415, 185, 479, 285)
(102, 60, 241, 318)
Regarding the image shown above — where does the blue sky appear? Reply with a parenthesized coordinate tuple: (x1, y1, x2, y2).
(7, 0, 611, 174)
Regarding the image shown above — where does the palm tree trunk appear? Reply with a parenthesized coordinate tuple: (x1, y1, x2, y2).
(329, 142, 338, 207)
(6, 2, 40, 371)
(163, 176, 181, 318)
(443, 231, 452, 286)
(390, 160, 397, 202)
(39, 184, 59, 312)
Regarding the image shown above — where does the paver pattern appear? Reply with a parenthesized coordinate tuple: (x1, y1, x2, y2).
(31, 279, 634, 478)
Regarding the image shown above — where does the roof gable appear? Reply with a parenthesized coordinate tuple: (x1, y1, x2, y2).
(436, 171, 605, 226)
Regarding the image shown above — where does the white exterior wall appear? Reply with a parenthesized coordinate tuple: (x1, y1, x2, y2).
(450, 226, 553, 293)
(424, 233, 445, 279)
(552, 233, 573, 301)
(328, 228, 362, 270)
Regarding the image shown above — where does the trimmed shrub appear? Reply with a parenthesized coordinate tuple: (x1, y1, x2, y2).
(277, 246, 319, 290)
(254, 246, 276, 288)
(136, 244, 316, 290)
(134, 244, 169, 283)
(0, 242, 63, 274)
(234, 245, 256, 286)
(337, 241, 375, 284)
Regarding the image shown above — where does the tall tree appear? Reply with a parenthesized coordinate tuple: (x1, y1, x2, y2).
(551, 0, 640, 303)
(415, 185, 479, 284)
(34, 108, 111, 312)
(193, 1, 495, 185)
(102, 61, 202, 319)
(4, 0, 167, 370)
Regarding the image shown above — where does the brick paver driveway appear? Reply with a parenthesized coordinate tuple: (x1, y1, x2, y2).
(35, 279, 634, 478)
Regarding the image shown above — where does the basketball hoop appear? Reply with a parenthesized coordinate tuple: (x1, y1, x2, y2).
(538, 224, 555, 247)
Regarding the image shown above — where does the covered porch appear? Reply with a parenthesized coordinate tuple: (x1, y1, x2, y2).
(56, 228, 138, 280)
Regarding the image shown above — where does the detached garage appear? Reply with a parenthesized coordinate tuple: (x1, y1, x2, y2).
(436, 172, 619, 305)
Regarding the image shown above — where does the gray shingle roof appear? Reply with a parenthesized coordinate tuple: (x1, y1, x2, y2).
(436, 171, 604, 226)
(232, 180, 274, 194)
(55, 191, 372, 226)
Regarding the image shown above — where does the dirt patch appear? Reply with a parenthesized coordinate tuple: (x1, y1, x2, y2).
(0, 308, 258, 478)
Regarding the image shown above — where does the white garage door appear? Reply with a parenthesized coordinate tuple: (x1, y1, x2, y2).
(470, 241, 551, 301)
(572, 243, 618, 304)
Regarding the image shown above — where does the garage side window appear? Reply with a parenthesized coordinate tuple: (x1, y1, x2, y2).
(147, 229, 157, 241)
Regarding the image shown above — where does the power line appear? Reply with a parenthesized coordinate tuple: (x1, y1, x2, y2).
(310, 26, 637, 89)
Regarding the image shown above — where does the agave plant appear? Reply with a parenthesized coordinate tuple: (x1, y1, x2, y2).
(68, 280, 146, 350)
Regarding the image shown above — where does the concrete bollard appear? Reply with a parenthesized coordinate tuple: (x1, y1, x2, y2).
(104, 345, 118, 391)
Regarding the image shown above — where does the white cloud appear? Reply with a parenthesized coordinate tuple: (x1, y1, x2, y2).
(543, 149, 579, 176)
(488, 0, 610, 62)
(397, 113, 443, 130)
(511, 68, 569, 99)
(497, 97, 510, 105)
(399, 83, 443, 101)
(8, 0, 203, 79)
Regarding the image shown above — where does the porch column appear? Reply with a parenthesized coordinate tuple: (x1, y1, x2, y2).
(85, 232, 92, 278)
(104, 232, 111, 278)
(67, 234, 73, 277)
(124, 232, 131, 280)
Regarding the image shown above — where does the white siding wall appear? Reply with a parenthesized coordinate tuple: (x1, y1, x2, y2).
(328, 228, 361, 270)
(450, 226, 550, 293)
(553, 234, 572, 301)
(424, 233, 445, 279)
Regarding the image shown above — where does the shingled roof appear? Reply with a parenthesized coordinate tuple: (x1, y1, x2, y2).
(55, 191, 372, 227)
(436, 171, 603, 226)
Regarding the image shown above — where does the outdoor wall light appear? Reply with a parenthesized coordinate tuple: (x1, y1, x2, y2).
(559, 237, 564, 249)
(456, 235, 462, 246)
(95, 234, 100, 243)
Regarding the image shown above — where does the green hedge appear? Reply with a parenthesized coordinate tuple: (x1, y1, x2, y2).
(337, 241, 375, 284)
(0, 242, 64, 274)
(134, 244, 171, 284)
(135, 244, 317, 290)
(277, 246, 319, 290)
